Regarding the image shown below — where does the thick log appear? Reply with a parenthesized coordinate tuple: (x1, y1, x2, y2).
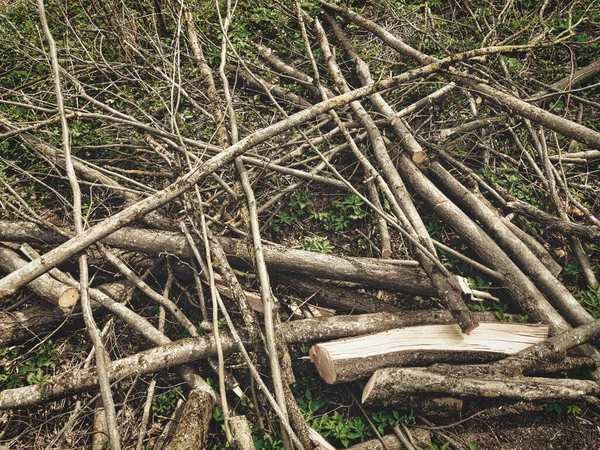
(0, 310, 498, 409)
(0, 280, 134, 347)
(0, 305, 67, 347)
(0, 244, 78, 309)
(228, 416, 255, 450)
(310, 323, 548, 384)
(0, 221, 435, 295)
(165, 389, 215, 450)
(362, 368, 600, 407)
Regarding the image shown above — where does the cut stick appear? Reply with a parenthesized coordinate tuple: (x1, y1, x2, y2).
(0, 311, 500, 409)
(310, 323, 548, 384)
(0, 220, 435, 295)
(362, 367, 600, 407)
(0, 244, 79, 309)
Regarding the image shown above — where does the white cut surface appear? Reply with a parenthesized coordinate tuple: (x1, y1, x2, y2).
(320, 323, 548, 359)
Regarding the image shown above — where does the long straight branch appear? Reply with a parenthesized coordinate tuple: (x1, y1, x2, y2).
(36, 1, 120, 448)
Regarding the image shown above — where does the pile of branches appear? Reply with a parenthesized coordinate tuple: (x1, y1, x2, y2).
(0, 0, 599, 448)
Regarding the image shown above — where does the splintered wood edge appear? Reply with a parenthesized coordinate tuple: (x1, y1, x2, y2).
(308, 428, 336, 450)
(361, 370, 381, 404)
(309, 344, 337, 384)
(58, 287, 79, 308)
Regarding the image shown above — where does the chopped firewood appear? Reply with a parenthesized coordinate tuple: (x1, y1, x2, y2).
(310, 323, 548, 384)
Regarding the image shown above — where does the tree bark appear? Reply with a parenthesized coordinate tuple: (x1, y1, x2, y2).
(165, 389, 215, 450)
(0, 310, 497, 409)
(0, 220, 435, 295)
(0, 244, 78, 309)
(362, 367, 600, 407)
(0, 52, 482, 299)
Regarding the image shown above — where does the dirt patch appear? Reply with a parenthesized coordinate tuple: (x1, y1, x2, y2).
(446, 402, 600, 449)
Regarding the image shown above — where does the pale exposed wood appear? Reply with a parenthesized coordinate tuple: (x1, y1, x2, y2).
(308, 428, 337, 450)
(310, 323, 548, 384)
(57, 287, 79, 308)
(0, 311, 499, 409)
(0, 244, 79, 309)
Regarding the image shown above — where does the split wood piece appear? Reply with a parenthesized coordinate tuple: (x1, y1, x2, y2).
(320, 1, 600, 149)
(310, 323, 548, 384)
(228, 416, 254, 450)
(495, 312, 600, 375)
(365, 315, 600, 383)
(165, 389, 215, 450)
(0, 310, 499, 409)
(506, 200, 600, 242)
(0, 244, 78, 309)
(0, 221, 435, 296)
(362, 367, 600, 408)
